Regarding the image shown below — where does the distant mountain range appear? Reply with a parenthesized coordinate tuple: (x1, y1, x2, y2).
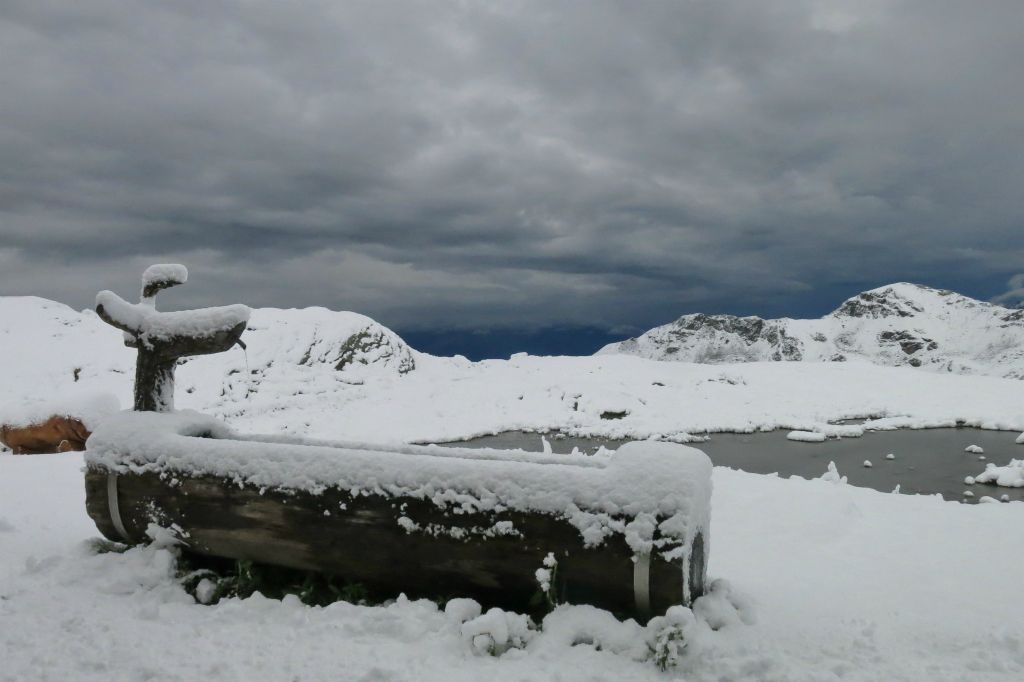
(3, 281, 1022, 428)
(598, 283, 1024, 379)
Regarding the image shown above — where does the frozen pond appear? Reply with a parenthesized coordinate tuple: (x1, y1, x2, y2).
(439, 428, 1024, 504)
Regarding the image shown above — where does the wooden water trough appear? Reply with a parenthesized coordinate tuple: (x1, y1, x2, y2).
(83, 264, 712, 620)
(84, 412, 711, 620)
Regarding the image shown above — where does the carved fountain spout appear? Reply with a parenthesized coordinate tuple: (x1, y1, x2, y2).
(95, 264, 250, 411)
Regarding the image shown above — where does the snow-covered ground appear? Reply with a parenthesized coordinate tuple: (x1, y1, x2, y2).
(4, 296, 1024, 452)
(212, 355, 1024, 444)
(4, 295, 1024, 446)
(3, 293, 1024, 679)
(2, 451, 1022, 681)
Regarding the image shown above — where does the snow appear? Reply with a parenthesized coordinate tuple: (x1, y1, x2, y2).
(973, 459, 1024, 488)
(3, 452, 1023, 680)
(95, 290, 251, 343)
(786, 430, 827, 442)
(4, 296, 1024, 445)
(0, 391, 119, 430)
(5, 292, 1024, 678)
(966, 444, 985, 454)
(818, 461, 847, 484)
(460, 607, 535, 655)
(85, 411, 713, 556)
(142, 263, 188, 289)
(1017, 432, 1024, 444)
(885, 453, 896, 460)
(600, 282, 1024, 380)
(863, 460, 872, 467)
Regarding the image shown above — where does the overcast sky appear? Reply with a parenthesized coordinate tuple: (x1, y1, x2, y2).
(2, 1, 1023, 356)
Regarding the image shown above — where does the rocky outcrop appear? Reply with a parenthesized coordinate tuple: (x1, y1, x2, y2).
(278, 311, 416, 376)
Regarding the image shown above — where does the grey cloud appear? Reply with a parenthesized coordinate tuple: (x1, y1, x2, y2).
(993, 274, 1024, 309)
(1, 0, 1023, 333)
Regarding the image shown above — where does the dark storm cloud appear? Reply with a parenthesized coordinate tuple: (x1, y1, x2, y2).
(2, 0, 1023, 336)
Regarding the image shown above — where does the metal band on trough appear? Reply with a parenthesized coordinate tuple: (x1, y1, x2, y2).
(106, 471, 131, 543)
(633, 552, 651, 617)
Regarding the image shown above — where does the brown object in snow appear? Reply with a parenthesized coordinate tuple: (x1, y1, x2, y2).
(0, 416, 90, 454)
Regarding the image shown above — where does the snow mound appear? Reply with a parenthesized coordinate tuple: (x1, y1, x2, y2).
(973, 459, 1024, 488)
(142, 263, 188, 289)
(599, 283, 1024, 379)
(819, 461, 847, 484)
(0, 391, 119, 431)
(787, 430, 826, 443)
(245, 306, 416, 376)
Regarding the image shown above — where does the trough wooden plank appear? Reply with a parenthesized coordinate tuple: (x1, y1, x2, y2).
(85, 465, 703, 619)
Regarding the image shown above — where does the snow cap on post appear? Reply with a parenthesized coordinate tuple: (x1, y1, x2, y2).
(142, 264, 188, 300)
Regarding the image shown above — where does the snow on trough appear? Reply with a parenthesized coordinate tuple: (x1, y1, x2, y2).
(86, 411, 713, 556)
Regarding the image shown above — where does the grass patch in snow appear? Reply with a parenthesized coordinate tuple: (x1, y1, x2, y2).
(176, 553, 375, 607)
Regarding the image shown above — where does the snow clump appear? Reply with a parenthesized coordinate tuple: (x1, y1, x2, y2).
(787, 430, 826, 443)
(973, 459, 1024, 488)
(534, 552, 558, 604)
(142, 263, 188, 290)
(819, 461, 847, 484)
(965, 444, 984, 454)
(460, 607, 536, 656)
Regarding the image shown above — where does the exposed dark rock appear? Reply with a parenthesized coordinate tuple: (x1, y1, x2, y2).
(335, 328, 416, 374)
(877, 330, 938, 356)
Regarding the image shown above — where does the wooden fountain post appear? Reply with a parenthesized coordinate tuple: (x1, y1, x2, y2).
(94, 265, 250, 411)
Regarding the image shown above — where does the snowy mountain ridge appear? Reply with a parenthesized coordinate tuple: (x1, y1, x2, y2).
(0, 296, 418, 427)
(598, 283, 1024, 379)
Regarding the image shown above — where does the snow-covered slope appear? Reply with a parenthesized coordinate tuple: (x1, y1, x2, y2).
(598, 283, 1024, 379)
(0, 296, 418, 425)
(4, 294, 1024, 445)
(3, 451, 1023, 681)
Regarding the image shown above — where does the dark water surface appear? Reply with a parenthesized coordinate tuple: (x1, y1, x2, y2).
(440, 429, 1024, 504)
